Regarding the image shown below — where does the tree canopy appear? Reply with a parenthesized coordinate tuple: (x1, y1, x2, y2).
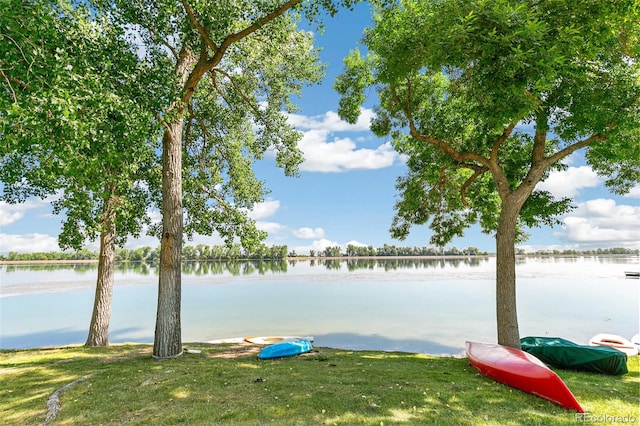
(336, 0, 640, 347)
(1, 0, 162, 249)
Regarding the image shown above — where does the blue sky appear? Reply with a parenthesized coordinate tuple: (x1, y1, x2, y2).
(1, 3, 639, 255)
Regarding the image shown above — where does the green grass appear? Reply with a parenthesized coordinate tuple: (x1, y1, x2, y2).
(1, 343, 638, 425)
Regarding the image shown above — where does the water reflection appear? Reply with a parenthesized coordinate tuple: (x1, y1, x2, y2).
(3, 263, 98, 273)
(2, 257, 492, 276)
(181, 260, 289, 276)
(5, 255, 636, 281)
(117, 262, 152, 275)
(2, 262, 151, 275)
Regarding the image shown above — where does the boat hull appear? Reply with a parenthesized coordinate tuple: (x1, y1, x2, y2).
(258, 339, 313, 360)
(466, 341, 584, 412)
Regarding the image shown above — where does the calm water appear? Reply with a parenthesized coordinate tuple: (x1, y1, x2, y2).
(1, 257, 638, 355)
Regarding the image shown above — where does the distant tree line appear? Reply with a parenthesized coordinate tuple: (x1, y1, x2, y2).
(2, 245, 637, 262)
(0, 243, 288, 262)
(3, 257, 493, 276)
(517, 247, 639, 256)
(313, 244, 487, 257)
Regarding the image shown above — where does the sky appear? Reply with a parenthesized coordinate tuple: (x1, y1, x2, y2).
(1, 3, 639, 256)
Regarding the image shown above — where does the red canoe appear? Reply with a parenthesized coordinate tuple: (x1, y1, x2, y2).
(466, 341, 584, 412)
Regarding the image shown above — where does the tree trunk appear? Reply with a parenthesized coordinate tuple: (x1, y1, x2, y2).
(85, 200, 116, 347)
(153, 121, 184, 359)
(495, 200, 521, 349)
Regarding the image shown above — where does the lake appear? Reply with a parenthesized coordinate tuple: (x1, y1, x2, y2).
(1, 256, 638, 356)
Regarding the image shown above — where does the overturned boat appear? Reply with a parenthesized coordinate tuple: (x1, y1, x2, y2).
(521, 336, 628, 375)
(466, 341, 584, 412)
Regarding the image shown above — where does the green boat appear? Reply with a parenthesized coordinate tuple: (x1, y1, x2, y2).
(520, 336, 628, 375)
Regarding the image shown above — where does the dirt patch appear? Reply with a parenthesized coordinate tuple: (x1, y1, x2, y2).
(206, 343, 262, 359)
(102, 346, 154, 363)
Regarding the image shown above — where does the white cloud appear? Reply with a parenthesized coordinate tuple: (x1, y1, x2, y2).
(286, 108, 399, 173)
(293, 227, 325, 239)
(288, 108, 375, 132)
(559, 152, 579, 167)
(289, 238, 372, 255)
(536, 166, 603, 198)
(624, 184, 640, 199)
(256, 221, 286, 234)
(0, 200, 48, 226)
(292, 238, 342, 254)
(556, 199, 640, 247)
(247, 199, 280, 220)
(0, 204, 25, 226)
(299, 130, 397, 172)
(147, 209, 162, 224)
(0, 233, 60, 253)
(345, 240, 368, 247)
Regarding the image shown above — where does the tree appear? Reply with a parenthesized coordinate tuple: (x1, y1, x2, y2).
(336, 0, 640, 348)
(1, 0, 162, 347)
(88, 0, 363, 358)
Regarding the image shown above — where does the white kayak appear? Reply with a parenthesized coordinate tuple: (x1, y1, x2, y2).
(589, 333, 638, 356)
(244, 336, 314, 345)
(207, 336, 314, 345)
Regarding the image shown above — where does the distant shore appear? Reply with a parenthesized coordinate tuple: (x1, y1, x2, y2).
(2, 253, 639, 266)
(0, 259, 100, 265)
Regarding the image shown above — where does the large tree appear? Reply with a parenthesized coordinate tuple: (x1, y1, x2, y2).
(90, 0, 362, 359)
(336, 0, 640, 348)
(1, 0, 163, 346)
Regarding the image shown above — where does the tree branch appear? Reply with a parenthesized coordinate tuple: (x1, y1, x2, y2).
(181, 0, 301, 107)
(190, 81, 231, 168)
(148, 26, 180, 61)
(407, 119, 491, 169)
(460, 165, 489, 207)
(531, 109, 549, 165)
(208, 0, 301, 67)
(212, 68, 282, 142)
(198, 182, 236, 217)
(190, 118, 222, 181)
(213, 69, 263, 117)
(513, 130, 609, 205)
(184, 101, 194, 151)
(0, 69, 20, 102)
(546, 132, 608, 166)
(394, 80, 491, 169)
(181, 0, 219, 53)
(491, 122, 516, 162)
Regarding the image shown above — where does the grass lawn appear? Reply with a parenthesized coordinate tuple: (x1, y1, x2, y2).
(1, 343, 638, 425)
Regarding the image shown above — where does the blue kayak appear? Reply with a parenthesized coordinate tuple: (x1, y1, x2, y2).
(258, 339, 313, 360)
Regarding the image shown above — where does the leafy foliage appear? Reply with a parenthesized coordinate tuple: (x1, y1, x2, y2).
(89, 0, 331, 254)
(1, 0, 163, 249)
(336, 0, 640, 348)
(336, 0, 640, 247)
(178, 12, 322, 249)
